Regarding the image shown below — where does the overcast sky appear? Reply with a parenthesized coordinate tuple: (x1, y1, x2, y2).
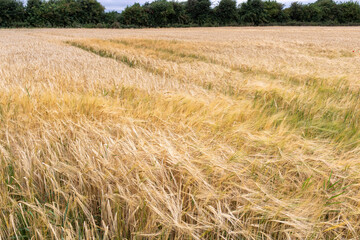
(100, 0, 310, 12)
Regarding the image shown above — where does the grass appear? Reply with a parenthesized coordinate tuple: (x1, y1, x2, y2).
(0, 27, 360, 239)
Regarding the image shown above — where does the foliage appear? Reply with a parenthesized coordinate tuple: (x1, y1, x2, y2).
(286, 2, 305, 22)
(170, 1, 190, 25)
(121, 3, 148, 26)
(337, 1, 360, 23)
(1, 0, 360, 27)
(239, 0, 267, 25)
(264, 0, 287, 23)
(103, 10, 121, 26)
(303, 3, 322, 22)
(144, 0, 176, 27)
(0, 0, 25, 27)
(215, 0, 238, 25)
(313, 0, 339, 22)
(186, 0, 212, 25)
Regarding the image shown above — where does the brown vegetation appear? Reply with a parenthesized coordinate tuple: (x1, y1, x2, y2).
(1, 27, 360, 239)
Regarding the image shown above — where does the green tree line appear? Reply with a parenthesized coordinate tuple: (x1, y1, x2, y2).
(0, 0, 360, 27)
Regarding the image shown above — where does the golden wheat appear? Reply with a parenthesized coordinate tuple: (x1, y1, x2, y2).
(0, 27, 360, 239)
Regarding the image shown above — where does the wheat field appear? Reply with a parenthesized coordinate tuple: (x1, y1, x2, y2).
(1, 27, 360, 239)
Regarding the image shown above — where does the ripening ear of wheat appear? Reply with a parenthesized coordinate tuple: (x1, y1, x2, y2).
(0, 27, 360, 239)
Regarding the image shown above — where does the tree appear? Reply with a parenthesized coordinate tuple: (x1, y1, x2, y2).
(313, 0, 338, 22)
(0, 0, 25, 27)
(26, 0, 44, 26)
(239, 0, 267, 25)
(104, 10, 122, 26)
(286, 2, 305, 22)
(25, 0, 105, 27)
(54, 0, 82, 27)
(169, 1, 190, 25)
(1, 0, 360, 28)
(215, 0, 238, 25)
(77, 0, 105, 24)
(144, 0, 175, 27)
(121, 3, 148, 26)
(264, 0, 287, 23)
(302, 3, 322, 22)
(186, 0, 212, 25)
(337, 1, 360, 23)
